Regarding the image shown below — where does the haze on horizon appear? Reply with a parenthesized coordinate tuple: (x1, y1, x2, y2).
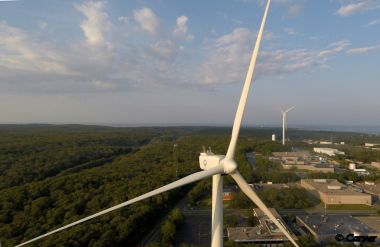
(0, 0, 379, 127)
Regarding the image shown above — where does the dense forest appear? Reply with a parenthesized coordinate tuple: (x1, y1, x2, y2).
(0, 125, 379, 246)
(0, 125, 159, 190)
(0, 125, 254, 246)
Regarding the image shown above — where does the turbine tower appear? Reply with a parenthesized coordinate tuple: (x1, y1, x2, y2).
(281, 106, 295, 146)
(16, 1, 299, 246)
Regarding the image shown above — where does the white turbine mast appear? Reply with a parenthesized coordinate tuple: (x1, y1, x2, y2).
(281, 106, 295, 146)
(16, 1, 299, 246)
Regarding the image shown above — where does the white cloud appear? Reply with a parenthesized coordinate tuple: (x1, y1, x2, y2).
(0, 21, 69, 74)
(0, 5, 193, 94)
(133, 7, 159, 35)
(0, 20, 115, 93)
(347, 43, 380, 54)
(174, 16, 188, 33)
(75, 1, 111, 46)
(0, 3, 355, 95)
(92, 80, 116, 90)
(367, 19, 380, 26)
(214, 28, 252, 46)
(173, 15, 193, 40)
(196, 28, 349, 85)
(38, 21, 48, 30)
(336, 0, 380, 16)
(309, 36, 323, 41)
(118, 16, 129, 24)
(283, 27, 296, 35)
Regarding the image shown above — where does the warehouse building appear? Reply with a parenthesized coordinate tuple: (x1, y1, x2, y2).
(296, 214, 378, 244)
(227, 208, 296, 246)
(301, 179, 372, 205)
(282, 163, 335, 173)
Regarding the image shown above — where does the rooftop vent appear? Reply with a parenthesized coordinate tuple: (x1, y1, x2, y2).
(314, 179, 327, 183)
(328, 185, 342, 190)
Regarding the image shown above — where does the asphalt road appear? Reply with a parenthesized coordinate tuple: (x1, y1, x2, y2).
(137, 197, 188, 246)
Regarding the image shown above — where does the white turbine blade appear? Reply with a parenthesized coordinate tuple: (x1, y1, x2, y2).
(226, 0, 271, 159)
(16, 165, 224, 247)
(230, 171, 299, 247)
(284, 105, 296, 113)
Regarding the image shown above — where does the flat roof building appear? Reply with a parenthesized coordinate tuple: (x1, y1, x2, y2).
(313, 147, 345, 156)
(271, 151, 336, 173)
(320, 141, 332, 145)
(227, 208, 296, 246)
(301, 179, 372, 205)
(356, 182, 380, 198)
(296, 214, 378, 244)
(282, 163, 335, 173)
(365, 143, 380, 148)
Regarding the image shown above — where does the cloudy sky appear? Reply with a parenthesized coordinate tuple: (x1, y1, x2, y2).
(0, 0, 379, 127)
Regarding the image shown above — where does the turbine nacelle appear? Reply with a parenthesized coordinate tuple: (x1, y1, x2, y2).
(199, 152, 237, 174)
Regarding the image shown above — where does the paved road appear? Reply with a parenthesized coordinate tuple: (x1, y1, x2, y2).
(176, 210, 211, 246)
(245, 152, 256, 170)
(137, 197, 188, 246)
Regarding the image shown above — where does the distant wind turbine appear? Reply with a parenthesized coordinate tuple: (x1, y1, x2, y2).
(16, 1, 299, 246)
(281, 106, 295, 146)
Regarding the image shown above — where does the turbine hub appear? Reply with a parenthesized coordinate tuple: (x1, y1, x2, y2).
(221, 158, 237, 174)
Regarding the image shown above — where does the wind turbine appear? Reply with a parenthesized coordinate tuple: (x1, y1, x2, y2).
(281, 106, 295, 146)
(16, 1, 298, 246)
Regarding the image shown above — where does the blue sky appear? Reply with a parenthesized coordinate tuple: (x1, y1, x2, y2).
(0, 0, 379, 127)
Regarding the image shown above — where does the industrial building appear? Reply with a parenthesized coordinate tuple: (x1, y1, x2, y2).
(320, 141, 332, 145)
(270, 151, 335, 173)
(282, 163, 334, 173)
(348, 163, 370, 176)
(357, 182, 380, 199)
(313, 147, 345, 156)
(296, 214, 379, 244)
(370, 162, 380, 169)
(300, 179, 372, 205)
(227, 208, 296, 246)
(272, 151, 311, 160)
(365, 143, 380, 148)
